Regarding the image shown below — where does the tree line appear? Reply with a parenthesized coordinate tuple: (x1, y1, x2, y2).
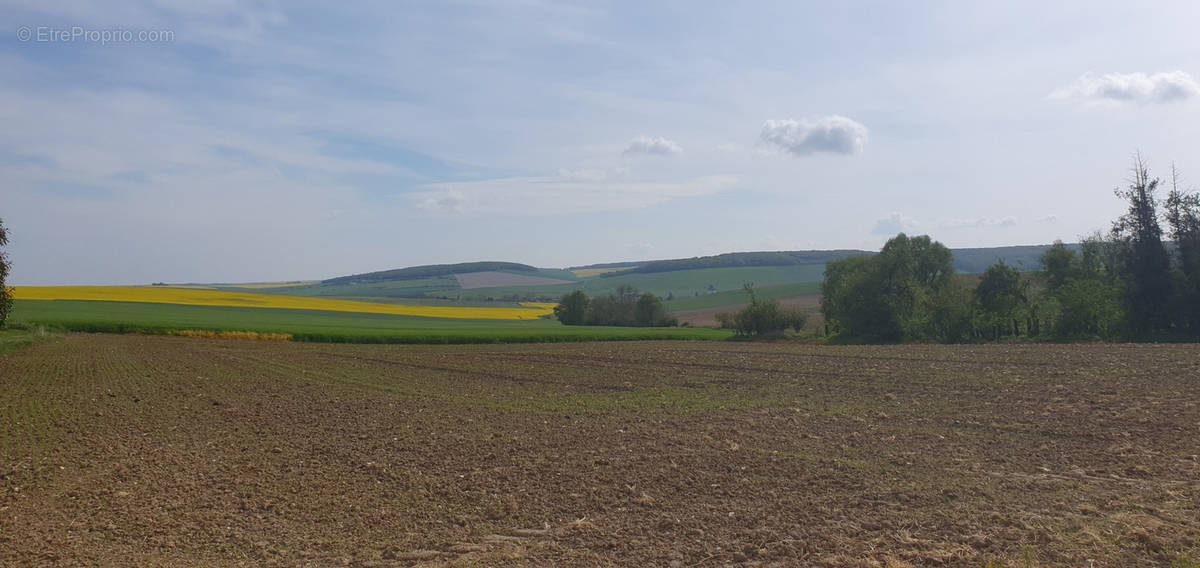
(553, 285, 678, 327)
(822, 157, 1200, 343)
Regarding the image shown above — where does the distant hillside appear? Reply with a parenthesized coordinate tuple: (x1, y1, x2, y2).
(313, 243, 1079, 300)
(607, 250, 871, 276)
(594, 245, 1079, 277)
(949, 244, 1081, 273)
(324, 262, 541, 285)
(567, 261, 649, 270)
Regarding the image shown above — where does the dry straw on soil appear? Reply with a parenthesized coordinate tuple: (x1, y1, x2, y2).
(168, 329, 292, 341)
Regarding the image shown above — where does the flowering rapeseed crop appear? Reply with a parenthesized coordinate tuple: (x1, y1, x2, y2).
(14, 287, 555, 320)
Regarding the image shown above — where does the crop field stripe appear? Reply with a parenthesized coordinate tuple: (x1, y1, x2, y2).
(14, 286, 554, 320)
(10, 300, 731, 344)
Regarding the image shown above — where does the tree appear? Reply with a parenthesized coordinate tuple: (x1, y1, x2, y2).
(974, 262, 1028, 338)
(555, 288, 674, 327)
(553, 290, 590, 325)
(1110, 156, 1172, 334)
(822, 255, 896, 341)
(718, 283, 806, 337)
(1051, 279, 1123, 339)
(1040, 241, 1077, 290)
(1164, 165, 1200, 333)
(821, 234, 956, 342)
(0, 218, 11, 327)
(634, 292, 666, 326)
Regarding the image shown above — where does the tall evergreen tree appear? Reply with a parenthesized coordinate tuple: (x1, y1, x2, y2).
(1111, 156, 1172, 334)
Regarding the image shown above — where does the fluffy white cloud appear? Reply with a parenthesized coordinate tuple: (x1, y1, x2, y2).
(622, 135, 683, 156)
(942, 217, 1017, 229)
(760, 116, 869, 157)
(1050, 71, 1200, 105)
(412, 174, 738, 216)
(872, 212, 917, 235)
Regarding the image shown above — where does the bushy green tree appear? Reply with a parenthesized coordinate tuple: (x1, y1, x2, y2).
(0, 218, 11, 327)
(928, 281, 975, 343)
(717, 284, 806, 337)
(822, 234, 955, 342)
(1041, 241, 1076, 290)
(1050, 279, 1123, 338)
(974, 262, 1028, 339)
(821, 255, 895, 341)
(553, 290, 590, 325)
(634, 292, 666, 326)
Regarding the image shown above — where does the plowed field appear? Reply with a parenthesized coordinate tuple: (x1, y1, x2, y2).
(1, 335, 1197, 567)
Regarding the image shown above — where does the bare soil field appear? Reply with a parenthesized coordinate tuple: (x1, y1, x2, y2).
(454, 272, 574, 290)
(1, 335, 1198, 567)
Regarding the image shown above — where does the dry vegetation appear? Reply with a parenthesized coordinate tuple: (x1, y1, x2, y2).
(1, 335, 1198, 567)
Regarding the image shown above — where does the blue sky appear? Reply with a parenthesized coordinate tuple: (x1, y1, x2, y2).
(3, 1, 1199, 285)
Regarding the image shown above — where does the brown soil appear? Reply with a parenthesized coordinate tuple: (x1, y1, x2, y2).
(673, 294, 823, 329)
(454, 272, 574, 290)
(1, 335, 1198, 566)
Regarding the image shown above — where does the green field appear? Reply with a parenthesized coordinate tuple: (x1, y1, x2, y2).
(663, 281, 821, 311)
(10, 300, 730, 344)
(231, 276, 461, 299)
(235, 264, 829, 307)
(455, 264, 828, 302)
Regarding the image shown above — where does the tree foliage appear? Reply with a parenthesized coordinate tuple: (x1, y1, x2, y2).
(1164, 165, 1200, 333)
(818, 156, 1200, 344)
(715, 284, 807, 337)
(973, 262, 1028, 339)
(553, 287, 676, 327)
(553, 290, 589, 325)
(1109, 156, 1172, 334)
(822, 234, 957, 342)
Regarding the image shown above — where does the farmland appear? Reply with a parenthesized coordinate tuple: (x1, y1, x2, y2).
(8, 300, 728, 344)
(2, 335, 1197, 566)
(12, 287, 558, 320)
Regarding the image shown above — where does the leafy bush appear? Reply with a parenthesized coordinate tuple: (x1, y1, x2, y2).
(715, 284, 807, 338)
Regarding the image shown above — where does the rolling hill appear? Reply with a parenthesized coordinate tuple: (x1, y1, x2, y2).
(199, 243, 1076, 314)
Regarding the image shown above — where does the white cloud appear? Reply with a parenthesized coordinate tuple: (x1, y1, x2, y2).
(872, 212, 917, 235)
(411, 174, 737, 216)
(760, 116, 869, 157)
(1050, 71, 1200, 105)
(418, 190, 467, 214)
(941, 217, 1018, 229)
(622, 135, 683, 156)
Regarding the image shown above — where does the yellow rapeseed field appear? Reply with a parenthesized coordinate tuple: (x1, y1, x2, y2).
(14, 286, 556, 320)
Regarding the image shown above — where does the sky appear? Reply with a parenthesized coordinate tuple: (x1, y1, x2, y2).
(3, 1, 1199, 285)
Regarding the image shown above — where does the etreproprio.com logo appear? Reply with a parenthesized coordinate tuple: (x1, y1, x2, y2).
(17, 26, 175, 45)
